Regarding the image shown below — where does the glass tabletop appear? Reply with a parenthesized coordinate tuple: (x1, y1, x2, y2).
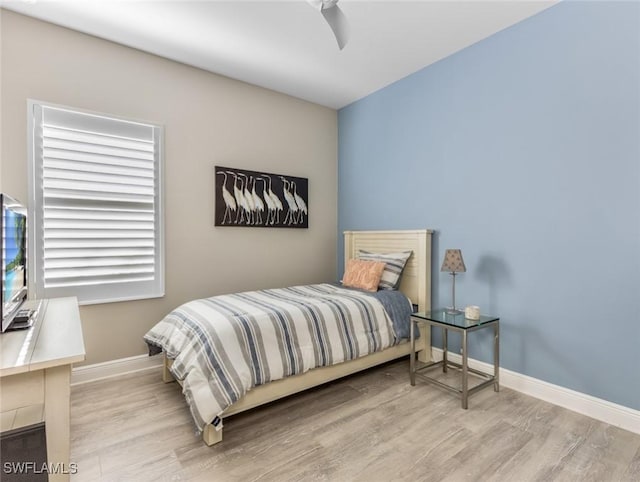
(413, 308, 499, 329)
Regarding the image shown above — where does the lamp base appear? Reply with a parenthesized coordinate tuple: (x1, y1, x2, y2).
(445, 307, 463, 315)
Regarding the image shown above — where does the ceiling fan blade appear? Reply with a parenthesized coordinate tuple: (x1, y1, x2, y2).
(307, 0, 339, 11)
(307, 0, 324, 11)
(321, 4, 349, 50)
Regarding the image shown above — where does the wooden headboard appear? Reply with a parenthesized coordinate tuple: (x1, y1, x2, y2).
(344, 230, 433, 312)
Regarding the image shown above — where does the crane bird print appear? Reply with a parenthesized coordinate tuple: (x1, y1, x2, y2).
(215, 166, 308, 228)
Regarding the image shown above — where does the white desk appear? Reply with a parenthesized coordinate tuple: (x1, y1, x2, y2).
(0, 297, 85, 482)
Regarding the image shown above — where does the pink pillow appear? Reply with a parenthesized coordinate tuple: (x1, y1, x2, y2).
(342, 259, 386, 292)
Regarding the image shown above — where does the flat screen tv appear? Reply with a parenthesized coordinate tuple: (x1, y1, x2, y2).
(1, 193, 28, 333)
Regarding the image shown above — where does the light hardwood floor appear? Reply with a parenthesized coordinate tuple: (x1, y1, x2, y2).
(70, 360, 640, 482)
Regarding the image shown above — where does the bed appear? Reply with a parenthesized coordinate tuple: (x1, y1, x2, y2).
(145, 229, 433, 446)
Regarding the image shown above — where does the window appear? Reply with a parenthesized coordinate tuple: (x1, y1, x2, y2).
(28, 101, 164, 304)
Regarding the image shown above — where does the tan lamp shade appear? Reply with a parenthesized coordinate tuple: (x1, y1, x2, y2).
(440, 249, 466, 273)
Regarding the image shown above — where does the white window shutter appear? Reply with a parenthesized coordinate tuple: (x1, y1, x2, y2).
(29, 102, 164, 304)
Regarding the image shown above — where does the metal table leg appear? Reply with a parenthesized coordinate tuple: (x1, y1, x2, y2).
(494, 321, 500, 392)
(462, 329, 468, 409)
(443, 327, 448, 373)
(410, 319, 415, 386)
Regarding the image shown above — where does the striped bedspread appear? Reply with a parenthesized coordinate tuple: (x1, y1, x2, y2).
(144, 283, 399, 431)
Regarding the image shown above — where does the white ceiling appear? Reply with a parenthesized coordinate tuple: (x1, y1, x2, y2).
(1, 0, 557, 109)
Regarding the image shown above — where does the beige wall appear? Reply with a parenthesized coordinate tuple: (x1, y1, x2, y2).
(0, 11, 338, 365)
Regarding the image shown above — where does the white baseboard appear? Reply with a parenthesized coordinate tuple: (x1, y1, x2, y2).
(71, 350, 640, 436)
(71, 354, 162, 386)
(431, 347, 640, 435)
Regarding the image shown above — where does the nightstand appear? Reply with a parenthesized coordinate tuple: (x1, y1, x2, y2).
(410, 309, 499, 409)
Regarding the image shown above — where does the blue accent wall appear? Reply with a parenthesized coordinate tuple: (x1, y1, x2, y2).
(338, 1, 640, 409)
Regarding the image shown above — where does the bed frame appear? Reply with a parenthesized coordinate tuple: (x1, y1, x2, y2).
(163, 229, 433, 446)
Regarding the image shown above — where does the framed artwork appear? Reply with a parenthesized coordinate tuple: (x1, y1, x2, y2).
(215, 166, 308, 228)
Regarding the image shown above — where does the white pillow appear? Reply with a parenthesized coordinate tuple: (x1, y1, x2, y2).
(357, 250, 412, 290)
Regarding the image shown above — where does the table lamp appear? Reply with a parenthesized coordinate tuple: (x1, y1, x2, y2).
(441, 249, 466, 314)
